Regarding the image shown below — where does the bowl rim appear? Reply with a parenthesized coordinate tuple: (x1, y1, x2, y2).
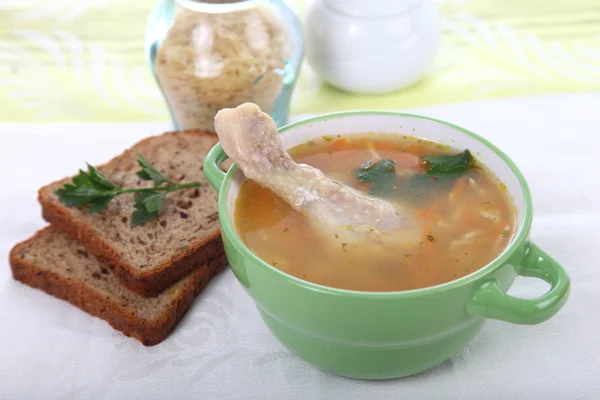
(216, 110, 533, 298)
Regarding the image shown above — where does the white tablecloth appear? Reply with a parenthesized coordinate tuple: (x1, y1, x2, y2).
(1, 94, 599, 400)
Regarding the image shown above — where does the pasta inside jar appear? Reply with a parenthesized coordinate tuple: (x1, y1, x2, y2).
(155, 0, 291, 132)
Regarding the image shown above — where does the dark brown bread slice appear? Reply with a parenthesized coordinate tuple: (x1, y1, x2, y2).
(39, 130, 224, 297)
(10, 227, 228, 346)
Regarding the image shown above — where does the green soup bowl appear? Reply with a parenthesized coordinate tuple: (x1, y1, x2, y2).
(203, 111, 570, 379)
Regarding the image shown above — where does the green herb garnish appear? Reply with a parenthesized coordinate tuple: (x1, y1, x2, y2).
(135, 153, 173, 185)
(353, 149, 476, 200)
(421, 150, 475, 176)
(354, 159, 397, 196)
(55, 152, 202, 226)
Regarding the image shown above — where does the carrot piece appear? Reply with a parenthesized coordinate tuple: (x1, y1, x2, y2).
(406, 144, 422, 156)
(256, 187, 272, 205)
(449, 177, 468, 200)
(415, 209, 432, 220)
(494, 223, 509, 236)
(331, 138, 347, 151)
(462, 211, 474, 228)
(415, 202, 440, 220)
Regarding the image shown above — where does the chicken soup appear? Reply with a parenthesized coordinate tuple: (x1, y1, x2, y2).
(234, 134, 515, 292)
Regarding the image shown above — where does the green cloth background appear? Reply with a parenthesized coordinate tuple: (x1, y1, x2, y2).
(1, 0, 599, 121)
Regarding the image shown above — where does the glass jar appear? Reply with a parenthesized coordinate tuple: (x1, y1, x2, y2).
(145, 0, 303, 132)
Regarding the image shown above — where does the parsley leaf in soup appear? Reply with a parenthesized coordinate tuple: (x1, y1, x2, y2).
(354, 159, 397, 196)
(353, 150, 476, 199)
(421, 150, 475, 176)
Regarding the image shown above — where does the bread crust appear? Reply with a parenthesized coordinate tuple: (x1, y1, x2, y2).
(38, 130, 224, 297)
(10, 227, 228, 346)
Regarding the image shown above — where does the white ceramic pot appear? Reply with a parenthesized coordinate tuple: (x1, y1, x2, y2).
(304, 0, 440, 94)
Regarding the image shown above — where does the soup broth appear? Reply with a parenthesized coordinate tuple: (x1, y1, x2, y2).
(234, 134, 515, 292)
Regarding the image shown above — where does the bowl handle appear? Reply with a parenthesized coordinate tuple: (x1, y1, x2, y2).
(466, 242, 570, 324)
(204, 142, 229, 192)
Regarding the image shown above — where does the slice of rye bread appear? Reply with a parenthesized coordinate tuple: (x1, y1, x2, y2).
(39, 130, 226, 297)
(10, 227, 228, 346)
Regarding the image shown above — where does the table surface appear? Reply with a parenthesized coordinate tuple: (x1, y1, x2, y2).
(1, 0, 600, 122)
(1, 93, 600, 399)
